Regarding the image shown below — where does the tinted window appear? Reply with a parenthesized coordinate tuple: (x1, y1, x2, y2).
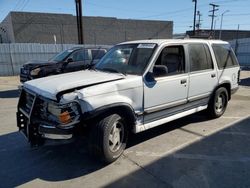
(68, 50, 90, 62)
(212, 44, 238, 69)
(49, 49, 72, 62)
(155, 45, 185, 76)
(204, 44, 213, 69)
(91, 49, 106, 59)
(188, 44, 213, 72)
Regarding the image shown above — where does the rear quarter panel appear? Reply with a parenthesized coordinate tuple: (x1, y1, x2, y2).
(217, 66, 240, 90)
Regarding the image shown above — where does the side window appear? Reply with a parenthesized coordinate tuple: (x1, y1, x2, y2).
(204, 44, 213, 69)
(154, 45, 185, 76)
(91, 49, 106, 59)
(212, 44, 238, 69)
(68, 50, 89, 62)
(188, 43, 213, 72)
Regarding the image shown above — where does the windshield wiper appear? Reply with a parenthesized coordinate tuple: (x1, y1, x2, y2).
(101, 67, 126, 76)
(88, 63, 96, 70)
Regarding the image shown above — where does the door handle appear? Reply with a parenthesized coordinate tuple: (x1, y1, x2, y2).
(211, 73, 216, 78)
(180, 79, 187, 84)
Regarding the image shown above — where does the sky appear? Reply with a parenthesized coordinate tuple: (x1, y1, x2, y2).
(0, 0, 250, 34)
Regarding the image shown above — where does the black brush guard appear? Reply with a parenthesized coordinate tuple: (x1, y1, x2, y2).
(16, 89, 44, 146)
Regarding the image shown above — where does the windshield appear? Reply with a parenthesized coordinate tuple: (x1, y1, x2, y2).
(49, 49, 74, 62)
(95, 43, 157, 75)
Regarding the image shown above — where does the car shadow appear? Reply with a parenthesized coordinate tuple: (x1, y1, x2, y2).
(240, 77, 250, 87)
(127, 111, 209, 148)
(0, 132, 106, 187)
(0, 112, 211, 187)
(0, 89, 19, 98)
(106, 117, 250, 188)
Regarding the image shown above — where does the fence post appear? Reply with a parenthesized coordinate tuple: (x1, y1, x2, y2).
(8, 43, 15, 76)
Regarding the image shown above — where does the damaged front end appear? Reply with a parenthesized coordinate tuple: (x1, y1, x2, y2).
(16, 88, 81, 146)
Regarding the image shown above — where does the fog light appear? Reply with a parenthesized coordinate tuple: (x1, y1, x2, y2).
(59, 111, 71, 124)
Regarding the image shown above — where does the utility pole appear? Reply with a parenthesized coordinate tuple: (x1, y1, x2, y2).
(196, 11, 202, 31)
(192, 0, 197, 36)
(75, 0, 84, 44)
(209, 3, 219, 31)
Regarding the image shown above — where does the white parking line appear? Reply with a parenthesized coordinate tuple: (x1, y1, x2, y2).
(172, 153, 250, 163)
(221, 116, 244, 119)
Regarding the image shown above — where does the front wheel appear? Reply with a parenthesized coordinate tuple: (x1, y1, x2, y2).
(207, 87, 228, 118)
(88, 114, 128, 163)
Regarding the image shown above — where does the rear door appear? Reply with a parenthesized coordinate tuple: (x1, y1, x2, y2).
(187, 43, 218, 103)
(212, 43, 240, 90)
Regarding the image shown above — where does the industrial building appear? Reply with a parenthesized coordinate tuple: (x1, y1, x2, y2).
(0, 11, 173, 44)
(186, 29, 250, 41)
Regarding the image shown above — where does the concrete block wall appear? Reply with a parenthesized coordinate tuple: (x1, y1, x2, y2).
(1, 12, 173, 45)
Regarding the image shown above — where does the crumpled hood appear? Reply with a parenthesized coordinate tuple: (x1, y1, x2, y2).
(24, 70, 124, 100)
(24, 60, 57, 68)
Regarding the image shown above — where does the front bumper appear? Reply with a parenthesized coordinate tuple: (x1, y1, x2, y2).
(16, 110, 76, 146)
(39, 125, 73, 140)
(16, 89, 81, 146)
(20, 67, 31, 82)
(20, 73, 30, 83)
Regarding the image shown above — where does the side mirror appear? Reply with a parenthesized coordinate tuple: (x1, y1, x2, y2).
(67, 58, 74, 63)
(153, 65, 168, 77)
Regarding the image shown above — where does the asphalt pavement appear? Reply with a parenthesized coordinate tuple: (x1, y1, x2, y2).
(0, 72, 249, 188)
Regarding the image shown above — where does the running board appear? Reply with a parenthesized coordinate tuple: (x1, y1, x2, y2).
(134, 105, 208, 133)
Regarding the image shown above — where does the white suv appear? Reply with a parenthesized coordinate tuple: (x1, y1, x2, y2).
(17, 39, 240, 163)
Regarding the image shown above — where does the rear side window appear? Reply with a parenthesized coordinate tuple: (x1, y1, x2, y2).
(188, 43, 213, 72)
(91, 49, 106, 59)
(212, 44, 238, 69)
(68, 50, 90, 61)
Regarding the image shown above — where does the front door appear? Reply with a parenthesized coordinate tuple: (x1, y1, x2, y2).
(64, 50, 90, 72)
(143, 45, 188, 123)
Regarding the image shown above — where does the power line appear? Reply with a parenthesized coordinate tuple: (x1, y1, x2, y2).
(212, 0, 250, 4)
(226, 13, 250, 16)
(85, 1, 150, 13)
(13, 0, 25, 10)
(20, 0, 30, 11)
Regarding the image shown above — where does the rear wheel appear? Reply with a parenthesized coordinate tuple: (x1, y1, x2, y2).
(88, 113, 128, 163)
(207, 87, 228, 118)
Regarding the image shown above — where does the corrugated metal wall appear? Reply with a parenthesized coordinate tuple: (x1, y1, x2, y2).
(230, 38, 250, 67)
(1, 41, 249, 76)
(0, 43, 111, 76)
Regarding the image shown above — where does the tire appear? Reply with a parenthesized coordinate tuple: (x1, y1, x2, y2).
(88, 114, 128, 163)
(207, 87, 228, 118)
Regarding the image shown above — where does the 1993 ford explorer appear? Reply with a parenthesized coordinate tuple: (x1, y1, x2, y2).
(17, 39, 240, 163)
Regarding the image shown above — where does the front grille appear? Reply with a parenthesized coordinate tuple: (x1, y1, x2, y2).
(19, 90, 36, 115)
(19, 89, 80, 126)
(21, 67, 29, 74)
